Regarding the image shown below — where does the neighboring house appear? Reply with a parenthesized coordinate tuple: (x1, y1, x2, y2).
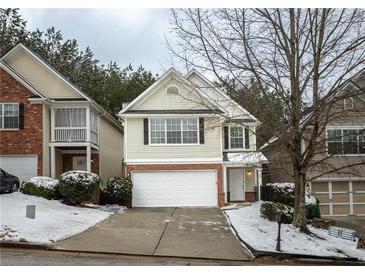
(119, 68, 267, 207)
(0, 43, 123, 182)
(262, 69, 365, 217)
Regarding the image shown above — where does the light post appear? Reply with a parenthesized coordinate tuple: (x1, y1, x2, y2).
(275, 212, 282, 252)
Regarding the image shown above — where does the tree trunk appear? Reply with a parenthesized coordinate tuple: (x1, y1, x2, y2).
(293, 172, 310, 233)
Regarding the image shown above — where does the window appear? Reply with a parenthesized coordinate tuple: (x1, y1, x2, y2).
(55, 108, 86, 127)
(230, 127, 244, 149)
(344, 97, 354, 110)
(150, 118, 198, 144)
(0, 103, 19, 129)
(327, 128, 365, 155)
(166, 85, 180, 94)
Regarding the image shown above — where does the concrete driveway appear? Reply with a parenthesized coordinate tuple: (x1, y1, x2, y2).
(54, 207, 253, 261)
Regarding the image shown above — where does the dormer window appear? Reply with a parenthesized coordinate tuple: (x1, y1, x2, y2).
(344, 97, 354, 110)
(166, 85, 180, 95)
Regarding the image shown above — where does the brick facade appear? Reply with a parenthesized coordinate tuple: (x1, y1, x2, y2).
(245, 192, 256, 202)
(62, 153, 100, 175)
(0, 68, 43, 175)
(127, 163, 225, 207)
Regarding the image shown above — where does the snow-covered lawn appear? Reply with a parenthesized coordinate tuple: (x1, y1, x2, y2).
(0, 192, 124, 245)
(225, 202, 365, 261)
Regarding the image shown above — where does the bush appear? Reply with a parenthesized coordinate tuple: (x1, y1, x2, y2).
(104, 176, 132, 201)
(58, 171, 102, 205)
(20, 177, 60, 200)
(260, 201, 294, 224)
(266, 183, 295, 206)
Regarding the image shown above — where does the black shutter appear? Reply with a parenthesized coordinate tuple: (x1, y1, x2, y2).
(199, 118, 205, 144)
(245, 126, 250, 149)
(19, 103, 25, 129)
(143, 118, 149, 145)
(224, 126, 229, 150)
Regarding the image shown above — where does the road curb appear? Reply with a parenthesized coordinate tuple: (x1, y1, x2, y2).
(0, 241, 51, 250)
(223, 210, 360, 263)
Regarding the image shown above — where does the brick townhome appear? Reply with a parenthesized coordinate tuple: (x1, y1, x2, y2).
(119, 68, 267, 207)
(0, 43, 123, 181)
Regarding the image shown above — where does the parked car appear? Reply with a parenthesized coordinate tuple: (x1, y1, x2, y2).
(0, 168, 20, 193)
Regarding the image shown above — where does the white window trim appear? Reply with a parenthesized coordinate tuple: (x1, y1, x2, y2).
(227, 125, 247, 151)
(326, 127, 365, 156)
(148, 117, 200, 146)
(165, 84, 180, 95)
(0, 103, 20, 130)
(344, 97, 354, 110)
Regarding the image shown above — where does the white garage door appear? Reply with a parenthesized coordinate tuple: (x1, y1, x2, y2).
(0, 155, 38, 182)
(132, 170, 217, 207)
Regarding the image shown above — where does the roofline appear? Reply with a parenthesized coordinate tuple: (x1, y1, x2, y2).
(1, 43, 91, 101)
(2, 43, 123, 132)
(186, 69, 259, 122)
(0, 60, 48, 99)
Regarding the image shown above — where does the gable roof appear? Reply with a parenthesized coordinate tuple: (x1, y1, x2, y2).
(118, 67, 259, 124)
(1, 43, 123, 131)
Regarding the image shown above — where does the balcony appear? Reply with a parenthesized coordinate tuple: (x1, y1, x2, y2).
(51, 107, 99, 145)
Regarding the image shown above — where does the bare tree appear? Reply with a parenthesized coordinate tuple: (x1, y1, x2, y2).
(167, 8, 365, 233)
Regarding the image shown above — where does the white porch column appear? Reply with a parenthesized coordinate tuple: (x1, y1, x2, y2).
(86, 106, 90, 142)
(86, 144, 91, 172)
(223, 166, 227, 203)
(51, 146, 56, 178)
(50, 107, 55, 142)
(257, 167, 263, 200)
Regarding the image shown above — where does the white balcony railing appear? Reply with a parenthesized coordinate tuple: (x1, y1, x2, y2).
(54, 127, 87, 142)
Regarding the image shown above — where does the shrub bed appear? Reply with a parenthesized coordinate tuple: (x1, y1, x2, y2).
(101, 176, 132, 207)
(58, 171, 102, 205)
(20, 177, 60, 200)
(260, 201, 294, 223)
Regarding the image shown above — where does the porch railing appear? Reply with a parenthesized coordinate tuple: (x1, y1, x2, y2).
(54, 127, 87, 142)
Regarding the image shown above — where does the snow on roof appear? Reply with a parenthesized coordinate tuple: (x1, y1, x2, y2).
(226, 152, 268, 165)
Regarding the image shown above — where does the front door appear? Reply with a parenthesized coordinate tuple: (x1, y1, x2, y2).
(72, 156, 87, 171)
(229, 169, 245, 201)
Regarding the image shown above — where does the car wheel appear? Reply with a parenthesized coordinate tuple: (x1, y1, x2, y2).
(9, 182, 19, 193)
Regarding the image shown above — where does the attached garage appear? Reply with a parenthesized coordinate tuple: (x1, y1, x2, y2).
(0, 155, 38, 182)
(132, 170, 218, 207)
(311, 180, 365, 216)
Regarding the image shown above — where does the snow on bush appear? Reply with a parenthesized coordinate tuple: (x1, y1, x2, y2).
(25, 177, 58, 189)
(260, 201, 294, 223)
(267, 182, 317, 206)
(21, 177, 60, 200)
(104, 176, 132, 201)
(58, 170, 102, 205)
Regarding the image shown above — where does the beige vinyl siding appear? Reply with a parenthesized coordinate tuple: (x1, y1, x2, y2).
(134, 77, 215, 110)
(126, 117, 222, 160)
(42, 104, 50, 176)
(99, 117, 123, 180)
(6, 50, 82, 99)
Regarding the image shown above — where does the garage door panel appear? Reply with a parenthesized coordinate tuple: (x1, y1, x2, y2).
(332, 193, 350, 203)
(315, 194, 329, 204)
(353, 193, 365, 203)
(319, 205, 329, 215)
(354, 204, 365, 215)
(332, 182, 349, 192)
(0, 155, 37, 182)
(312, 182, 328, 192)
(132, 171, 217, 207)
(353, 182, 365, 191)
(333, 204, 350, 215)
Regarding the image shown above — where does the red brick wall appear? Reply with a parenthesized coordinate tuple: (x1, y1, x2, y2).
(0, 68, 43, 175)
(62, 153, 100, 175)
(127, 163, 225, 207)
(245, 192, 256, 202)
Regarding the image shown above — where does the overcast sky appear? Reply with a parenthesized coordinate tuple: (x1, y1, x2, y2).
(20, 9, 175, 74)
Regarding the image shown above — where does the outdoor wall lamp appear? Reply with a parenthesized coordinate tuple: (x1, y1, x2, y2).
(246, 170, 252, 176)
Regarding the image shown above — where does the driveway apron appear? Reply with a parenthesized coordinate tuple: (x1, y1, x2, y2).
(54, 207, 252, 260)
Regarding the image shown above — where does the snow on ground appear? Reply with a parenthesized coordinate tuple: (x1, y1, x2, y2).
(0, 192, 114, 244)
(24, 176, 58, 189)
(225, 202, 365, 260)
(85, 203, 126, 213)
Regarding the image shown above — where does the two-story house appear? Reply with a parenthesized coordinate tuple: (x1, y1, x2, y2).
(119, 68, 267, 207)
(0, 43, 123, 181)
(262, 69, 365, 216)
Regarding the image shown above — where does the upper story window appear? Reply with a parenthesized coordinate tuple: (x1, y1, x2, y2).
(344, 97, 354, 110)
(55, 108, 86, 127)
(225, 126, 250, 150)
(150, 118, 198, 144)
(0, 103, 19, 129)
(327, 128, 365, 155)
